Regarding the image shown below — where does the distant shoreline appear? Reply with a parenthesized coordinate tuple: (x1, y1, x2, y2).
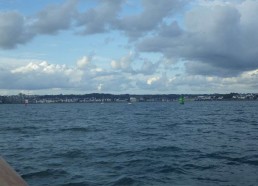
(1, 93, 257, 104)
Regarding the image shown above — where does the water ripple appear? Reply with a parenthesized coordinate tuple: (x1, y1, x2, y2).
(1, 102, 258, 186)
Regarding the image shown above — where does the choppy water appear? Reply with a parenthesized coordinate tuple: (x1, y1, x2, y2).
(1, 101, 258, 186)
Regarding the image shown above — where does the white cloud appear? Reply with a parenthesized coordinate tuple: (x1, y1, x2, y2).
(1, 56, 258, 94)
(110, 52, 135, 72)
(1, 0, 258, 94)
(97, 83, 103, 91)
(147, 76, 160, 85)
(11, 62, 40, 73)
(76, 56, 91, 69)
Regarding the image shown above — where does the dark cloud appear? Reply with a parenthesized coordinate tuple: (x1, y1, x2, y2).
(138, 1, 258, 77)
(31, 0, 78, 34)
(0, 11, 33, 49)
(137, 59, 160, 75)
(185, 61, 241, 77)
(8, 73, 71, 90)
(0, 68, 16, 88)
(117, 0, 186, 39)
(111, 52, 160, 75)
(0, 0, 186, 48)
(0, 0, 78, 48)
(76, 0, 125, 34)
(75, 0, 186, 38)
(159, 21, 182, 37)
(1, 0, 258, 81)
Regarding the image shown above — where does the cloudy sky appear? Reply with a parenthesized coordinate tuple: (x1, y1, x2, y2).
(1, 0, 258, 95)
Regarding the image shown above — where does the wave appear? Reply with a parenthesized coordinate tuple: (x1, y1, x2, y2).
(23, 169, 68, 179)
(194, 177, 228, 183)
(111, 176, 137, 186)
(183, 163, 217, 171)
(55, 149, 86, 159)
(197, 152, 258, 166)
(109, 145, 183, 159)
(2, 126, 39, 133)
(60, 126, 101, 133)
(3, 102, 258, 186)
(156, 165, 187, 174)
(60, 127, 90, 132)
(58, 181, 93, 186)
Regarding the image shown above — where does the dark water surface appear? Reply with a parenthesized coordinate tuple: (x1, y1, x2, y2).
(1, 101, 258, 186)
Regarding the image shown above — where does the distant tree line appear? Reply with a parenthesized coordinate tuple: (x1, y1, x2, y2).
(0, 93, 257, 104)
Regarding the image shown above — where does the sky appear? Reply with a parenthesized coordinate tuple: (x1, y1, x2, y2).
(1, 0, 258, 95)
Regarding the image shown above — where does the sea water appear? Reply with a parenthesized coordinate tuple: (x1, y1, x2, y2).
(0, 101, 258, 186)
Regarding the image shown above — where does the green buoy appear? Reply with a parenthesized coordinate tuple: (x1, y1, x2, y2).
(179, 95, 185, 104)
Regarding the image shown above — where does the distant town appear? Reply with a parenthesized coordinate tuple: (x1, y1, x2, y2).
(0, 93, 258, 104)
